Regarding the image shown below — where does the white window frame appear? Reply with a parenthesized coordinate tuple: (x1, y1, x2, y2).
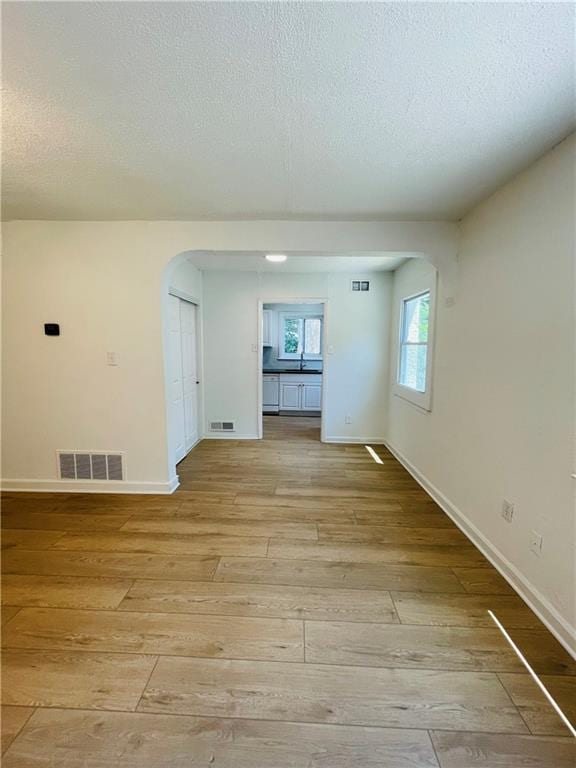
(278, 312, 323, 360)
(393, 279, 436, 411)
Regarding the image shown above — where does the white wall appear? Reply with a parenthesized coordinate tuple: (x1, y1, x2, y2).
(0, 150, 572, 647)
(169, 259, 203, 300)
(386, 134, 576, 650)
(0, 233, 204, 492)
(2, 220, 450, 491)
(202, 270, 392, 441)
(1, 224, 171, 490)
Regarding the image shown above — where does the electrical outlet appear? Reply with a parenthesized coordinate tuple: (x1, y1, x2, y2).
(530, 530, 543, 557)
(501, 499, 514, 523)
(345, 415, 352, 424)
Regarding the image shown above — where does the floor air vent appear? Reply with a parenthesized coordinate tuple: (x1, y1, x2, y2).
(57, 451, 125, 481)
(210, 421, 235, 432)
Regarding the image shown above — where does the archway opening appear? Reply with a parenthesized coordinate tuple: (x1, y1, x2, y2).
(161, 250, 438, 489)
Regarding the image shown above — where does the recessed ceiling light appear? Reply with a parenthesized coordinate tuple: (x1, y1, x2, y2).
(265, 253, 287, 263)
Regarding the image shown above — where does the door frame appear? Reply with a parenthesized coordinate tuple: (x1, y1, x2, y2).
(168, 288, 203, 464)
(257, 297, 329, 442)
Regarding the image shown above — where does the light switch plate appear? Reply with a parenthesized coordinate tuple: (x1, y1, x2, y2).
(501, 499, 514, 523)
(530, 530, 543, 556)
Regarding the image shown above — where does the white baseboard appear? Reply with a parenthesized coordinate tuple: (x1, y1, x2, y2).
(384, 439, 576, 660)
(1, 476, 180, 495)
(323, 436, 387, 444)
(202, 433, 259, 440)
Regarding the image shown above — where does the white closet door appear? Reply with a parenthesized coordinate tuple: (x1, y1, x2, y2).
(168, 295, 186, 463)
(180, 300, 198, 451)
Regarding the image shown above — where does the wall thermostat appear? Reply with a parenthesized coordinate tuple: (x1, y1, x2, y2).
(44, 323, 60, 336)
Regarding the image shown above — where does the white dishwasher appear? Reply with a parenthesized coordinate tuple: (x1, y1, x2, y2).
(263, 374, 279, 413)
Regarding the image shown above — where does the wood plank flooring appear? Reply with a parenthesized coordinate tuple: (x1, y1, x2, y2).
(1, 416, 574, 767)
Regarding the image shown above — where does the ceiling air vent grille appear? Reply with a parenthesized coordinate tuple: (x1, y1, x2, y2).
(210, 421, 235, 432)
(57, 452, 125, 481)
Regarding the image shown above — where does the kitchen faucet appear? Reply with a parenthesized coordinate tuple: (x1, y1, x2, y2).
(299, 351, 306, 371)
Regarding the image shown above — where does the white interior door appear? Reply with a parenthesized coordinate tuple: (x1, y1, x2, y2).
(168, 295, 186, 463)
(180, 300, 198, 452)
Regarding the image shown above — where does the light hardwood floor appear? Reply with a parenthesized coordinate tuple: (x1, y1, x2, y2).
(1, 416, 575, 767)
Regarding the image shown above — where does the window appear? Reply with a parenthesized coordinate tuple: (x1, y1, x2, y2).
(399, 291, 429, 391)
(395, 288, 434, 410)
(279, 314, 323, 359)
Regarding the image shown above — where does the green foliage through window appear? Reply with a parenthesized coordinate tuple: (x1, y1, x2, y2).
(284, 318, 300, 354)
(282, 316, 322, 356)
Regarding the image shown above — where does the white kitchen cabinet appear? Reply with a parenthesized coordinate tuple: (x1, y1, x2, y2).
(262, 310, 273, 346)
(302, 383, 322, 410)
(280, 382, 302, 410)
(279, 374, 322, 411)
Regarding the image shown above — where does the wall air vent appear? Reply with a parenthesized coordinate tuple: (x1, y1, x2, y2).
(209, 421, 235, 432)
(57, 451, 125, 481)
(351, 280, 370, 292)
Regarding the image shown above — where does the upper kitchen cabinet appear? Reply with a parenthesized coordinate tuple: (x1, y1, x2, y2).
(262, 309, 273, 346)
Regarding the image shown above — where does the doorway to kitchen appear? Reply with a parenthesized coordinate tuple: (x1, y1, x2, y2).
(258, 299, 326, 441)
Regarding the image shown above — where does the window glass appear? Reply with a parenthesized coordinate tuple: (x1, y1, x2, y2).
(304, 318, 322, 355)
(281, 315, 322, 357)
(399, 344, 427, 392)
(283, 318, 301, 354)
(403, 294, 429, 343)
(398, 292, 430, 392)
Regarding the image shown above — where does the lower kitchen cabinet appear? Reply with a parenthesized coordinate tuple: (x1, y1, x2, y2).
(280, 382, 302, 410)
(302, 383, 322, 410)
(279, 374, 322, 411)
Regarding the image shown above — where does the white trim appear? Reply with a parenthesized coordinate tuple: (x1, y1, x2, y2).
(168, 287, 200, 305)
(178, 436, 202, 460)
(1, 476, 180, 495)
(323, 436, 387, 444)
(384, 439, 576, 659)
(203, 434, 258, 441)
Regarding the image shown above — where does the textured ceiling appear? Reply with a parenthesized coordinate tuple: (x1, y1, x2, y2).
(187, 252, 407, 273)
(2, 2, 575, 221)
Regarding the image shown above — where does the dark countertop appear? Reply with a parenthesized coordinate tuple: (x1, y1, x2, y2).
(263, 369, 323, 375)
